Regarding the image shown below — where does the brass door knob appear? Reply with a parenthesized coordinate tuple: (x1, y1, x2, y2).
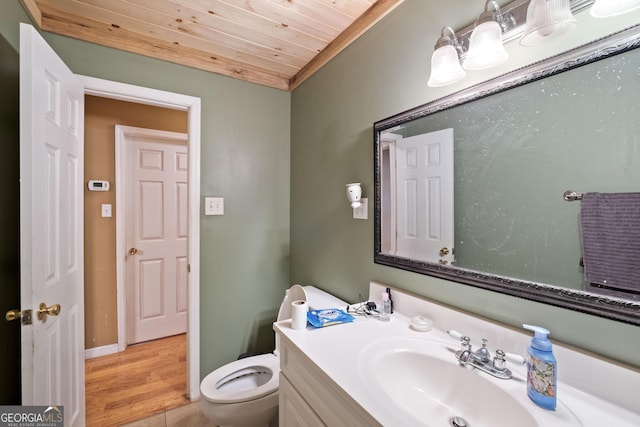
(5, 309, 32, 325)
(6, 309, 22, 321)
(129, 247, 138, 255)
(439, 247, 450, 257)
(37, 303, 61, 321)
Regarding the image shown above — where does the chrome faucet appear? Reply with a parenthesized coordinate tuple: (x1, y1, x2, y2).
(456, 335, 473, 366)
(474, 339, 491, 363)
(448, 330, 525, 380)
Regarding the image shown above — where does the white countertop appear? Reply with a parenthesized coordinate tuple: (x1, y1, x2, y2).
(274, 284, 640, 427)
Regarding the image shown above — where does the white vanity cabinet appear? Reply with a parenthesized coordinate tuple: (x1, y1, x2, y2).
(279, 375, 324, 427)
(278, 336, 380, 427)
(275, 282, 640, 427)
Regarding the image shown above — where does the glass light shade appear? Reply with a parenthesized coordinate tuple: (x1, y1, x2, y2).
(427, 45, 466, 87)
(591, 0, 640, 17)
(462, 21, 508, 71)
(520, 0, 576, 46)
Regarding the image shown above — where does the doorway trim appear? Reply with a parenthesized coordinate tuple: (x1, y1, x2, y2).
(80, 75, 201, 401)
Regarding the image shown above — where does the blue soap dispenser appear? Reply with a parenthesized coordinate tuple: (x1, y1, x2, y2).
(523, 324, 557, 410)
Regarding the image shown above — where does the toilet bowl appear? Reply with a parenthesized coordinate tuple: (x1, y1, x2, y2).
(200, 353, 279, 427)
(200, 285, 347, 427)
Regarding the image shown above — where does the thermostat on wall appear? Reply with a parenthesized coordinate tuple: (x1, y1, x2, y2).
(88, 180, 110, 191)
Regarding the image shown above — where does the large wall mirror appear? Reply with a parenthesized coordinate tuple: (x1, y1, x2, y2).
(374, 24, 640, 325)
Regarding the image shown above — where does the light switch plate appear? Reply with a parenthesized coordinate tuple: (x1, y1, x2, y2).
(353, 198, 368, 220)
(101, 204, 112, 218)
(205, 197, 224, 215)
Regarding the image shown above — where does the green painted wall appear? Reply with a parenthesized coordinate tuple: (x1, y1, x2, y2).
(290, 0, 640, 368)
(1, 1, 290, 378)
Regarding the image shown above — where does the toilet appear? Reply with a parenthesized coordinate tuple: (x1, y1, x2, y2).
(200, 285, 348, 427)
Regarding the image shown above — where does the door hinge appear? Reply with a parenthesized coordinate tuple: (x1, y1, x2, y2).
(187, 263, 191, 273)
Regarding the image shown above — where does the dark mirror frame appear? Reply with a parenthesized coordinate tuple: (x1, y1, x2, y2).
(374, 24, 640, 326)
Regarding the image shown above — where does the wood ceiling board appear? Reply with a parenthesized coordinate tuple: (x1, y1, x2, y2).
(313, 0, 377, 19)
(214, 0, 341, 42)
(163, 0, 330, 53)
(22, 0, 405, 90)
(38, 5, 291, 89)
(290, 0, 405, 90)
(38, 0, 302, 76)
(108, 0, 323, 58)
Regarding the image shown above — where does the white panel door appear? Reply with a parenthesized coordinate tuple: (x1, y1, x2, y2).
(125, 130, 188, 344)
(19, 23, 85, 426)
(395, 128, 455, 264)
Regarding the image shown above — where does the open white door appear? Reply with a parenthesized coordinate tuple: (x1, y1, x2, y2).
(395, 128, 455, 264)
(19, 23, 85, 426)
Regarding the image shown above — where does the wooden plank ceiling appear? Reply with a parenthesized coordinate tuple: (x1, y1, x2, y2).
(20, 0, 405, 91)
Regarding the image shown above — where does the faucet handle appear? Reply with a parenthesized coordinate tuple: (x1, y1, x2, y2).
(504, 352, 526, 366)
(460, 336, 471, 351)
(447, 330, 470, 349)
(493, 350, 526, 371)
(493, 349, 507, 371)
(447, 329, 464, 340)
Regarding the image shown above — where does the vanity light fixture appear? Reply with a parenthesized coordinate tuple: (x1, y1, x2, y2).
(462, 1, 511, 71)
(427, 27, 466, 87)
(591, 0, 640, 17)
(520, 0, 576, 46)
(346, 183, 362, 209)
(426, 1, 611, 88)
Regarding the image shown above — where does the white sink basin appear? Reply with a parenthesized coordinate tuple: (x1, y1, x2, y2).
(359, 337, 539, 427)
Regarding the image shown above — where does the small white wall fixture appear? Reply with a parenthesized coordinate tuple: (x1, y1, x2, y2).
(346, 183, 362, 208)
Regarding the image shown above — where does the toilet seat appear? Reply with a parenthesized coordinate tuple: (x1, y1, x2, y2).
(201, 353, 279, 404)
(200, 285, 350, 426)
(201, 285, 306, 406)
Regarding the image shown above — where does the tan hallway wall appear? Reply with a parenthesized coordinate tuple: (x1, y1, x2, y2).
(84, 95, 188, 350)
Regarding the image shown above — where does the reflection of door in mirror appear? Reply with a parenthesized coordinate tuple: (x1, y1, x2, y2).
(382, 128, 454, 264)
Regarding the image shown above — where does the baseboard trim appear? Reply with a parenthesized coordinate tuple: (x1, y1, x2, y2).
(85, 344, 119, 359)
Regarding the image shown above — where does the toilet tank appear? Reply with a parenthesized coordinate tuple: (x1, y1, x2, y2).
(277, 285, 349, 322)
(274, 285, 349, 355)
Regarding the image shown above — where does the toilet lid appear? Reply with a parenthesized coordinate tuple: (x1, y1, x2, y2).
(274, 284, 307, 355)
(276, 284, 307, 322)
(201, 353, 279, 404)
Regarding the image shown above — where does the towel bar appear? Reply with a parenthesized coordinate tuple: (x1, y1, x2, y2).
(563, 190, 583, 201)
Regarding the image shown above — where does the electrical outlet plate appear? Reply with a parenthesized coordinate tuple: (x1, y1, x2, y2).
(353, 198, 368, 219)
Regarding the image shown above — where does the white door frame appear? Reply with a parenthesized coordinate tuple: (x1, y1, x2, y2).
(80, 75, 201, 401)
(381, 133, 401, 255)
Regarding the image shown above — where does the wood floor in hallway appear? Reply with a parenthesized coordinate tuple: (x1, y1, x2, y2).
(85, 334, 189, 426)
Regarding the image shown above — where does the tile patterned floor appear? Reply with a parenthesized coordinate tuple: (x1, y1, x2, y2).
(121, 401, 216, 427)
